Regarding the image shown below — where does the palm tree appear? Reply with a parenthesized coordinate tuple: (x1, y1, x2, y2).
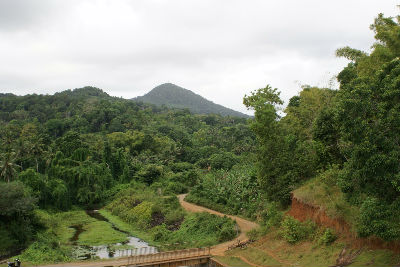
(0, 151, 21, 183)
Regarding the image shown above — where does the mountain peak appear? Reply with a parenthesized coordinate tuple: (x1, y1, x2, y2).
(134, 83, 248, 118)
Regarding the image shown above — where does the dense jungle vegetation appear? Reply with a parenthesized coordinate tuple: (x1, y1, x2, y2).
(241, 13, 400, 241)
(188, 13, 400, 243)
(1, 12, 400, 265)
(0, 87, 254, 262)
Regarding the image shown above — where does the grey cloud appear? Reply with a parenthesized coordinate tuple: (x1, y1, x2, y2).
(0, 0, 398, 113)
(0, 0, 72, 31)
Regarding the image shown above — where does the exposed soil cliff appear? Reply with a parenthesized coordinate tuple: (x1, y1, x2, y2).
(288, 196, 400, 253)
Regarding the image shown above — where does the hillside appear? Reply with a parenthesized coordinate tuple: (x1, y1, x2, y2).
(133, 83, 249, 118)
(0, 86, 255, 264)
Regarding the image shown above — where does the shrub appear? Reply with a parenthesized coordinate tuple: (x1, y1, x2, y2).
(165, 181, 187, 194)
(152, 224, 170, 242)
(247, 228, 260, 241)
(135, 164, 163, 185)
(124, 201, 154, 228)
(165, 210, 184, 226)
(218, 224, 236, 242)
(281, 216, 316, 244)
(319, 228, 337, 245)
(19, 233, 70, 264)
(357, 197, 400, 240)
(261, 202, 283, 228)
(208, 152, 238, 170)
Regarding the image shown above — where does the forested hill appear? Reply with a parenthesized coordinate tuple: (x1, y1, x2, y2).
(0, 84, 255, 259)
(133, 83, 249, 118)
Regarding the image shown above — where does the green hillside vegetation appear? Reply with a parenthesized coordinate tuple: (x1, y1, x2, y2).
(238, 13, 400, 242)
(134, 83, 249, 118)
(0, 86, 253, 263)
(183, 12, 400, 266)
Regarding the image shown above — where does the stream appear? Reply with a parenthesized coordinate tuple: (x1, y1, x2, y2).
(70, 210, 158, 260)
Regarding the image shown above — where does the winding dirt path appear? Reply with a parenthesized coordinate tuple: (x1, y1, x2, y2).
(178, 194, 259, 256)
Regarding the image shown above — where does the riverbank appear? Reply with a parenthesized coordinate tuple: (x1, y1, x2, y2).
(0, 208, 157, 266)
(98, 209, 158, 247)
(1, 190, 238, 267)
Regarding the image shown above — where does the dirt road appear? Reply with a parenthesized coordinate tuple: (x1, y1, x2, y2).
(178, 194, 259, 256)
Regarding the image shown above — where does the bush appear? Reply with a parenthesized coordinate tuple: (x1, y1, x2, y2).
(357, 197, 400, 240)
(124, 201, 154, 228)
(281, 216, 316, 244)
(246, 228, 260, 241)
(318, 228, 337, 245)
(208, 152, 238, 170)
(186, 165, 261, 219)
(135, 164, 163, 185)
(165, 182, 187, 194)
(169, 213, 236, 247)
(19, 233, 70, 265)
(165, 210, 184, 226)
(170, 162, 194, 172)
(260, 202, 283, 228)
(152, 224, 170, 242)
(218, 224, 236, 242)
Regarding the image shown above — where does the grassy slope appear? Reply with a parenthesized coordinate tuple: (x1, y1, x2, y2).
(213, 256, 253, 267)
(225, 229, 400, 267)
(292, 169, 359, 228)
(224, 170, 399, 267)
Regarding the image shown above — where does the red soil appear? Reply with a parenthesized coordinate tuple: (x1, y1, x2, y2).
(288, 196, 400, 253)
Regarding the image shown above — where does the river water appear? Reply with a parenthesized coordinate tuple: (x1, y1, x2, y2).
(70, 210, 158, 260)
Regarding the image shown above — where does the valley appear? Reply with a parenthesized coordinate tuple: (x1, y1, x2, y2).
(1, 11, 400, 267)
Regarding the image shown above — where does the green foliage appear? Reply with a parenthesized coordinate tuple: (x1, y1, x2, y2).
(106, 188, 181, 230)
(0, 84, 254, 258)
(78, 221, 127, 246)
(281, 217, 316, 244)
(260, 201, 283, 228)
(357, 197, 400, 240)
(19, 233, 70, 265)
(329, 14, 400, 240)
(165, 209, 184, 226)
(0, 181, 37, 253)
(124, 201, 154, 228)
(244, 85, 334, 206)
(155, 212, 236, 247)
(135, 164, 163, 185)
(106, 187, 236, 249)
(293, 167, 359, 226)
(208, 152, 238, 170)
(186, 165, 261, 219)
(318, 228, 337, 245)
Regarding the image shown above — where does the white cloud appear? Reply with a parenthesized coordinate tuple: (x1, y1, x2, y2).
(0, 0, 398, 114)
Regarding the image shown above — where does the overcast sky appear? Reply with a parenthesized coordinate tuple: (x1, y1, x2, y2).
(0, 1, 398, 114)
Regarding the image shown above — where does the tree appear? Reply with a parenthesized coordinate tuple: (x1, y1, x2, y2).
(0, 151, 20, 183)
(333, 14, 400, 240)
(0, 181, 37, 248)
(244, 85, 293, 205)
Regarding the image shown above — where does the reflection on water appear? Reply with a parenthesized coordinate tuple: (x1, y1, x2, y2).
(92, 237, 158, 259)
(70, 210, 158, 260)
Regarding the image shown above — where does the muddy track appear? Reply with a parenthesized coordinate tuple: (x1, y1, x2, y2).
(177, 194, 259, 256)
